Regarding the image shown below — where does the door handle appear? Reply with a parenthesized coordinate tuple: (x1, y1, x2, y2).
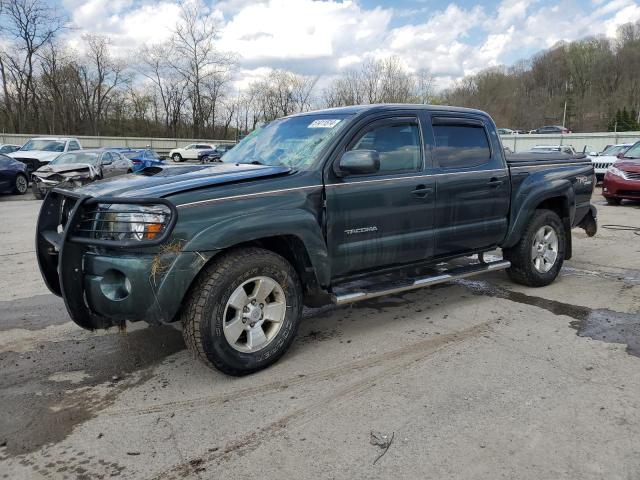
(487, 178, 504, 187)
(411, 185, 433, 197)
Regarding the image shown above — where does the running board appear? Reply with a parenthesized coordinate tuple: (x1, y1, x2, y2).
(331, 259, 510, 305)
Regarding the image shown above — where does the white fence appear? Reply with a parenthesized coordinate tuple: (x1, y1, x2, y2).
(2, 131, 640, 156)
(500, 131, 640, 153)
(0, 133, 234, 156)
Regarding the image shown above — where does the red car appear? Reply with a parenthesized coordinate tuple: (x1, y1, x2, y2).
(602, 141, 640, 205)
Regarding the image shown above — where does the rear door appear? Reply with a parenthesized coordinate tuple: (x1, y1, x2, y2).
(326, 114, 436, 277)
(428, 115, 510, 257)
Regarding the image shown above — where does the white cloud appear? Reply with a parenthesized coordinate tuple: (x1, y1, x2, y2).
(57, 0, 640, 89)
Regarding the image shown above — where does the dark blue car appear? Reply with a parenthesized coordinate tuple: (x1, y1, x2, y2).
(121, 149, 164, 172)
(0, 154, 28, 194)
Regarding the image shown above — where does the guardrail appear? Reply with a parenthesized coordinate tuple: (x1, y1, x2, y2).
(499, 131, 640, 153)
(0, 133, 235, 156)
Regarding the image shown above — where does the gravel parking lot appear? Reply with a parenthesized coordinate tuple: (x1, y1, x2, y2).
(1, 189, 639, 479)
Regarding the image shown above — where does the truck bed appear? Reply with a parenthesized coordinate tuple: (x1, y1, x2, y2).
(505, 152, 590, 166)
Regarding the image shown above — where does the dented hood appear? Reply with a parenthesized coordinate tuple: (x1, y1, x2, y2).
(33, 163, 99, 178)
(69, 163, 292, 198)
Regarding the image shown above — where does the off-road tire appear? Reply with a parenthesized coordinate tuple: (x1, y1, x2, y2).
(171, 153, 182, 162)
(181, 248, 303, 376)
(605, 197, 621, 205)
(503, 209, 566, 287)
(14, 173, 28, 195)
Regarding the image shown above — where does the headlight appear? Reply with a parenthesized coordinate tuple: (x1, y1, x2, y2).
(78, 203, 173, 242)
(607, 165, 625, 178)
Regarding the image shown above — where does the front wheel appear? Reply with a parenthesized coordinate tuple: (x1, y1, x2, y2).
(171, 153, 183, 162)
(14, 173, 28, 194)
(182, 248, 303, 376)
(503, 209, 566, 287)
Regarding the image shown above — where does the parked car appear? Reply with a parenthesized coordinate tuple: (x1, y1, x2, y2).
(530, 125, 571, 134)
(497, 128, 515, 135)
(529, 145, 578, 155)
(588, 143, 634, 181)
(121, 148, 164, 172)
(35, 104, 597, 375)
(169, 143, 214, 162)
(0, 154, 29, 195)
(31, 149, 132, 199)
(602, 141, 640, 204)
(197, 144, 235, 163)
(0, 143, 21, 154)
(8, 137, 82, 173)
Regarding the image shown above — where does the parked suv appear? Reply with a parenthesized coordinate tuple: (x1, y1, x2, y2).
(36, 105, 597, 375)
(8, 137, 82, 173)
(169, 143, 214, 162)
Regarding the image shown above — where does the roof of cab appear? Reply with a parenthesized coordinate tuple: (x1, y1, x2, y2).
(289, 103, 491, 118)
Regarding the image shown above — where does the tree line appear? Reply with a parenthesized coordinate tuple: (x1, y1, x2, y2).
(1, 0, 639, 140)
(443, 21, 640, 132)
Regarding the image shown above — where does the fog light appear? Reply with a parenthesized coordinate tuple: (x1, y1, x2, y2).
(100, 269, 131, 301)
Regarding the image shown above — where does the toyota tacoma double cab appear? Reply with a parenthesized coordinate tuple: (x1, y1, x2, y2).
(36, 105, 597, 375)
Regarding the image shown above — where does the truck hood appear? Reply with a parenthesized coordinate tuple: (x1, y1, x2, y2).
(70, 163, 292, 198)
(33, 163, 99, 179)
(7, 150, 61, 162)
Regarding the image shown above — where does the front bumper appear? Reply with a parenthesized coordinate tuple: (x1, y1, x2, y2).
(36, 190, 213, 330)
(602, 173, 640, 200)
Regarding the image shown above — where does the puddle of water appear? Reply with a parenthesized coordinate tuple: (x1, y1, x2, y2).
(456, 279, 640, 358)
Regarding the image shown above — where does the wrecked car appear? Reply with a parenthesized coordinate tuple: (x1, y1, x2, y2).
(32, 149, 133, 199)
(36, 104, 597, 376)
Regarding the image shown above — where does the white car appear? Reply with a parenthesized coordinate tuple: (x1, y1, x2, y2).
(8, 137, 82, 173)
(168, 143, 215, 162)
(588, 143, 634, 181)
(529, 145, 578, 155)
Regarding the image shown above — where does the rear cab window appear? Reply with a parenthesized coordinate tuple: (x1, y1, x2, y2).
(430, 115, 503, 171)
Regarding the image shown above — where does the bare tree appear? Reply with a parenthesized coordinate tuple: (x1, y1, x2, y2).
(75, 34, 128, 135)
(0, 0, 65, 132)
(170, 0, 233, 137)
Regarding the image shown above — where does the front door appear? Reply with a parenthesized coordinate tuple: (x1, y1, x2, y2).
(326, 115, 436, 278)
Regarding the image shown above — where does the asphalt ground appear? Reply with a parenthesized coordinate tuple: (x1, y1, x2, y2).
(1, 188, 639, 479)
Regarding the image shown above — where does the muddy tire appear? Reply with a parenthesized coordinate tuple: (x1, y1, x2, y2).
(503, 209, 566, 287)
(181, 248, 303, 376)
(605, 197, 621, 206)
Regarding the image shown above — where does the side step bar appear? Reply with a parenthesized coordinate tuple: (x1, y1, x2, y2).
(331, 259, 510, 305)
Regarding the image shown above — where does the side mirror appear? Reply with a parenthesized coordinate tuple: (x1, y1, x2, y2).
(589, 152, 598, 156)
(617, 152, 624, 159)
(337, 150, 380, 176)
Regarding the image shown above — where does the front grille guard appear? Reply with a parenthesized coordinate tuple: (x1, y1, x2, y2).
(36, 189, 178, 329)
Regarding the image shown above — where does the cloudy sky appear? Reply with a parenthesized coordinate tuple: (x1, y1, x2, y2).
(58, 0, 640, 89)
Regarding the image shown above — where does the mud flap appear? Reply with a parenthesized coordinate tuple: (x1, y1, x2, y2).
(578, 205, 598, 237)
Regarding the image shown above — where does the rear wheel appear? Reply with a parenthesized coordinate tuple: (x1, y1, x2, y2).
(14, 174, 28, 194)
(504, 209, 566, 287)
(605, 197, 622, 205)
(182, 248, 303, 376)
(172, 153, 182, 162)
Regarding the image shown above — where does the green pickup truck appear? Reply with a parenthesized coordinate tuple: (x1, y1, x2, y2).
(36, 104, 597, 375)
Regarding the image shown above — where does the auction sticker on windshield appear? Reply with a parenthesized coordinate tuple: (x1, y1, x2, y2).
(308, 119, 342, 128)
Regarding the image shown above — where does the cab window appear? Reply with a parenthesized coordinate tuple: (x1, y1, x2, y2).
(348, 122, 422, 174)
(432, 122, 491, 169)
